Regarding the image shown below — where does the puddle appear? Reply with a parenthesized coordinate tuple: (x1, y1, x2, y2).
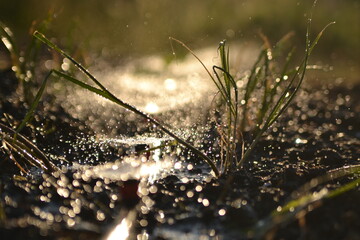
(79, 154, 175, 183)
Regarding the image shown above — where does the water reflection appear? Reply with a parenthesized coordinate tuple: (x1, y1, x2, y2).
(106, 210, 137, 240)
(164, 78, 177, 91)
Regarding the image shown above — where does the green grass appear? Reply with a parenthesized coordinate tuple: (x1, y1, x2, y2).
(252, 164, 360, 239)
(237, 20, 334, 168)
(170, 15, 334, 174)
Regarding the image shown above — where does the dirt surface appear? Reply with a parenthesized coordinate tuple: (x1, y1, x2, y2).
(0, 68, 359, 239)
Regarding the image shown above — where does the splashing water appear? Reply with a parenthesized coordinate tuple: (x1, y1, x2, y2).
(51, 43, 258, 136)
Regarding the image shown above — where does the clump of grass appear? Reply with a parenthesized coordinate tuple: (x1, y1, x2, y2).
(170, 16, 334, 174)
(0, 122, 58, 174)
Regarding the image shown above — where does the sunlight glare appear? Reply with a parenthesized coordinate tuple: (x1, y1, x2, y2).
(164, 78, 177, 91)
(107, 217, 132, 240)
(145, 102, 159, 113)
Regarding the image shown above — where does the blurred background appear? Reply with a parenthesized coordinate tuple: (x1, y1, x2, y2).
(0, 0, 359, 84)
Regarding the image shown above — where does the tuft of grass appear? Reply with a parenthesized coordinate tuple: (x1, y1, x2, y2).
(0, 123, 58, 174)
(170, 17, 334, 174)
(238, 20, 335, 168)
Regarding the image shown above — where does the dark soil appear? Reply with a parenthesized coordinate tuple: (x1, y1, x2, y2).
(0, 68, 359, 240)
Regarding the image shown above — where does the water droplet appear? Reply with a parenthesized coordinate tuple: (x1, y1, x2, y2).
(218, 208, 226, 216)
(202, 199, 210, 207)
(186, 191, 194, 198)
(295, 138, 308, 144)
(164, 78, 177, 91)
(97, 210, 106, 221)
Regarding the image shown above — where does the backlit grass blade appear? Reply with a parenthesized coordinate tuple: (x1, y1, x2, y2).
(0, 22, 21, 78)
(240, 50, 266, 132)
(212, 66, 237, 115)
(170, 37, 233, 114)
(308, 22, 336, 55)
(218, 40, 231, 97)
(267, 22, 335, 128)
(213, 64, 239, 170)
(255, 49, 271, 133)
(170, 39, 239, 171)
(16, 71, 51, 133)
(239, 50, 308, 166)
(264, 11, 335, 131)
(34, 31, 110, 95)
(1, 141, 28, 174)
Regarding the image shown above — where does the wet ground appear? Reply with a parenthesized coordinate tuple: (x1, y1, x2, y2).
(0, 52, 359, 239)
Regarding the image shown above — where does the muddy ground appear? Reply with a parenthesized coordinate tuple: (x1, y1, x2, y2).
(0, 67, 359, 239)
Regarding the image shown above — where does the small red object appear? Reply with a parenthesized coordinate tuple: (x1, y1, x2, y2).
(120, 179, 140, 207)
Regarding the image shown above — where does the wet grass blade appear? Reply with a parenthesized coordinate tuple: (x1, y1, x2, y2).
(170, 37, 234, 115)
(171, 38, 240, 172)
(16, 71, 51, 133)
(267, 22, 335, 128)
(254, 49, 271, 134)
(267, 47, 296, 108)
(240, 50, 266, 132)
(213, 65, 239, 170)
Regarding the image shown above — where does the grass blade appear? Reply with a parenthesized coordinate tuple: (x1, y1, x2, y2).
(240, 50, 266, 132)
(16, 71, 51, 133)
